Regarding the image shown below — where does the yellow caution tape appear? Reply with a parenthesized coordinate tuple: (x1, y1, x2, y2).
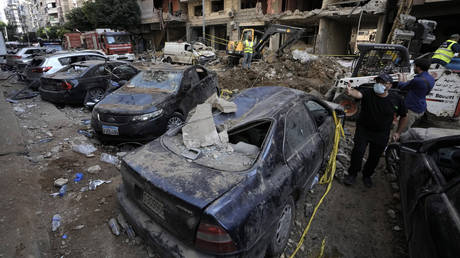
(289, 111, 344, 258)
(318, 237, 326, 258)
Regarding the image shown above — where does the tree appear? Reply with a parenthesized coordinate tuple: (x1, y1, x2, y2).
(6, 24, 18, 41)
(94, 0, 141, 31)
(65, 0, 140, 32)
(0, 21, 6, 31)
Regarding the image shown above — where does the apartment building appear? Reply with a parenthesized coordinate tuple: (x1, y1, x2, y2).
(136, 0, 389, 54)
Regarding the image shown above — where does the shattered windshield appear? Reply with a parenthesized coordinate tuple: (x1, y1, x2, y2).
(106, 35, 130, 44)
(59, 65, 89, 75)
(128, 70, 182, 92)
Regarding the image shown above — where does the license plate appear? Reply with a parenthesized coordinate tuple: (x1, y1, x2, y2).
(102, 125, 119, 135)
(143, 191, 165, 219)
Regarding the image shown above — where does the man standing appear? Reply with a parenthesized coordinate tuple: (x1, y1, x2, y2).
(344, 74, 408, 188)
(432, 34, 460, 66)
(397, 58, 435, 133)
(242, 37, 254, 69)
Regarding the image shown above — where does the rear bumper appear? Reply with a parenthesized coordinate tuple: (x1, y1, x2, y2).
(117, 184, 216, 258)
(39, 87, 84, 104)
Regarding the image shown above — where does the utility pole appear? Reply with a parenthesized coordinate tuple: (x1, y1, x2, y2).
(202, 0, 205, 43)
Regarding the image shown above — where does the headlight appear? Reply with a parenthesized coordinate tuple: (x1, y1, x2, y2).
(132, 109, 163, 122)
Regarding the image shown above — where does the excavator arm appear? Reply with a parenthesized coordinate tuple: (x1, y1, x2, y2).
(254, 24, 305, 57)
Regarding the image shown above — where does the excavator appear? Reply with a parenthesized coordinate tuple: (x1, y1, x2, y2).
(226, 24, 305, 63)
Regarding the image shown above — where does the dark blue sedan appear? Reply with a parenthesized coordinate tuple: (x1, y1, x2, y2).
(117, 86, 341, 257)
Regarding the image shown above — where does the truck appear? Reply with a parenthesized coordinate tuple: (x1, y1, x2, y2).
(82, 29, 134, 62)
(63, 32, 83, 49)
(330, 43, 460, 119)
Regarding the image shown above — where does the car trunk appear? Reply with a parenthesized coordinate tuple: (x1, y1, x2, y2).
(25, 57, 46, 80)
(40, 73, 76, 91)
(121, 139, 247, 245)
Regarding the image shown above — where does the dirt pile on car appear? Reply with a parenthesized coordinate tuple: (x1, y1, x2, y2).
(211, 51, 347, 95)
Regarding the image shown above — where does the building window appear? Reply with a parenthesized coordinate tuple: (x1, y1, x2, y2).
(241, 0, 258, 9)
(211, 0, 224, 12)
(194, 5, 202, 16)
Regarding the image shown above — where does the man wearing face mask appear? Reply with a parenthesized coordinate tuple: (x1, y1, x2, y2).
(343, 74, 408, 188)
(397, 58, 435, 135)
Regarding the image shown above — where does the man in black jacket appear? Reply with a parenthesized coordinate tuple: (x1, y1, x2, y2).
(344, 74, 408, 188)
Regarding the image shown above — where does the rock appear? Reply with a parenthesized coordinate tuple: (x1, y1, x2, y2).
(14, 107, 25, 113)
(44, 152, 52, 158)
(393, 225, 402, 231)
(213, 98, 237, 113)
(391, 182, 400, 191)
(231, 142, 259, 156)
(51, 146, 61, 153)
(28, 155, 44, 163)
(218, 130, 229, 145)
(182, 103, 220, 149)
(387, 209, 396, 219)
(87, 165, 101, 174)
(54, 178, 68, 187)
(73, 225, 85, 230)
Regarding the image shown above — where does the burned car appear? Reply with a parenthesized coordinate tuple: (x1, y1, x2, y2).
(117, 86, 341, 257)
(39, 60, 139, 106)
(388, 128, 460, 258)
(91, 64, 218, 142)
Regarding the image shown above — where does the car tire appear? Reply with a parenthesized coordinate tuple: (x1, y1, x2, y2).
(266, 197, 295, 257)
(167, 112, 185, 130)
(84, 87, 105, 107)
(165, 57, 172, 63)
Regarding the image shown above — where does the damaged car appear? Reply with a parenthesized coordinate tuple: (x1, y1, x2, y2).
(388, 128, 460, 258)
(91, 64, 219, 142)
(39, 60, 139, 106)
(117, 86, 342, 257)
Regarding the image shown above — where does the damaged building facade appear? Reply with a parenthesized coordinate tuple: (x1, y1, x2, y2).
(134, 0, 405, 55)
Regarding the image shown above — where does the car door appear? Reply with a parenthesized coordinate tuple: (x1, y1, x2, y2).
(183, 44, 193, 64)
(284, 102, 323, 189)
(304, 99, 335, 160)
(83, 64, 110, 92)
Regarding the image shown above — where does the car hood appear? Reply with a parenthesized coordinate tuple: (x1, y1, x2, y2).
(123, 139, 247, 209)
(197, 50, 215, 57)
(95, 86, 174, 115)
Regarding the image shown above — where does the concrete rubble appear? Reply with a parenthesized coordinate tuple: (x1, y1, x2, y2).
(182, 103, 222, 149)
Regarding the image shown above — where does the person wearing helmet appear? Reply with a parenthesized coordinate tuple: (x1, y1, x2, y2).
(432, 34, 460, 66)
(397, 58, 435, 133)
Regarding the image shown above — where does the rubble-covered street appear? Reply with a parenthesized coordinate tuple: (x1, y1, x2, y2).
(0, 54, 407, 257)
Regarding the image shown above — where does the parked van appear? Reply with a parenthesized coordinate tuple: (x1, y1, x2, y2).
(163, 42, 216, 65)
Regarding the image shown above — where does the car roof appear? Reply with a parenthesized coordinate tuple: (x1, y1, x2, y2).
(70, 60, 122, 66)
(214, 86, 306, 127)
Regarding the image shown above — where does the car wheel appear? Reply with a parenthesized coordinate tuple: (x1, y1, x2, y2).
(167, 112, 184, 130)
(165, 57, 172, 63)
(266, 197, 295, 257)
(84, 87, 105, 106)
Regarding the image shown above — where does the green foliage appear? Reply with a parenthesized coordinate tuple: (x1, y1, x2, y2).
(65, 0, 140, 32)
(0, 21, 6, 30)
(37, 26, 70, 40)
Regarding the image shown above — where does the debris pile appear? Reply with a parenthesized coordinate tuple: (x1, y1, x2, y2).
(212, 50, 347, 95)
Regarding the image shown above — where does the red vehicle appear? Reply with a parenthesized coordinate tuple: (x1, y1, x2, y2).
(63, 32, 82, 49)
(82, 29, 134, 61)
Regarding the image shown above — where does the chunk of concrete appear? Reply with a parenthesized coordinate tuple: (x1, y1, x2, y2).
(87, 165, 101, 174)
(54, 178, 68, 187)
(218, 130, 229, 145)
(182, 103, 220, 149)
(213, 98, 237, 113)
(231, 142, 260, 156)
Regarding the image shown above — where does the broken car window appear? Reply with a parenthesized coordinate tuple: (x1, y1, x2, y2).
(284, 103, 316, 159)
(129, 70, 183, 92)
(59, 65, 89, 76)
(305, 100, 330, 127)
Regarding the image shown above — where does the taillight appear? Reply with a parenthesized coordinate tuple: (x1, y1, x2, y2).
(32, 66, 52, 73)
(13, 55, 21, 59)
(61, 81, 73, 90)
(195, 222, 237, 254)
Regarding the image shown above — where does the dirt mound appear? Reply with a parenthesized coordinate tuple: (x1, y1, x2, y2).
(211, 52, 347, 96)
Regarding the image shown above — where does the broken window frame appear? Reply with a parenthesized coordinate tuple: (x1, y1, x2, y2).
(194, 5, 203, 16)
(211, 0, 224, 12)
(162, 118, 275, 172)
